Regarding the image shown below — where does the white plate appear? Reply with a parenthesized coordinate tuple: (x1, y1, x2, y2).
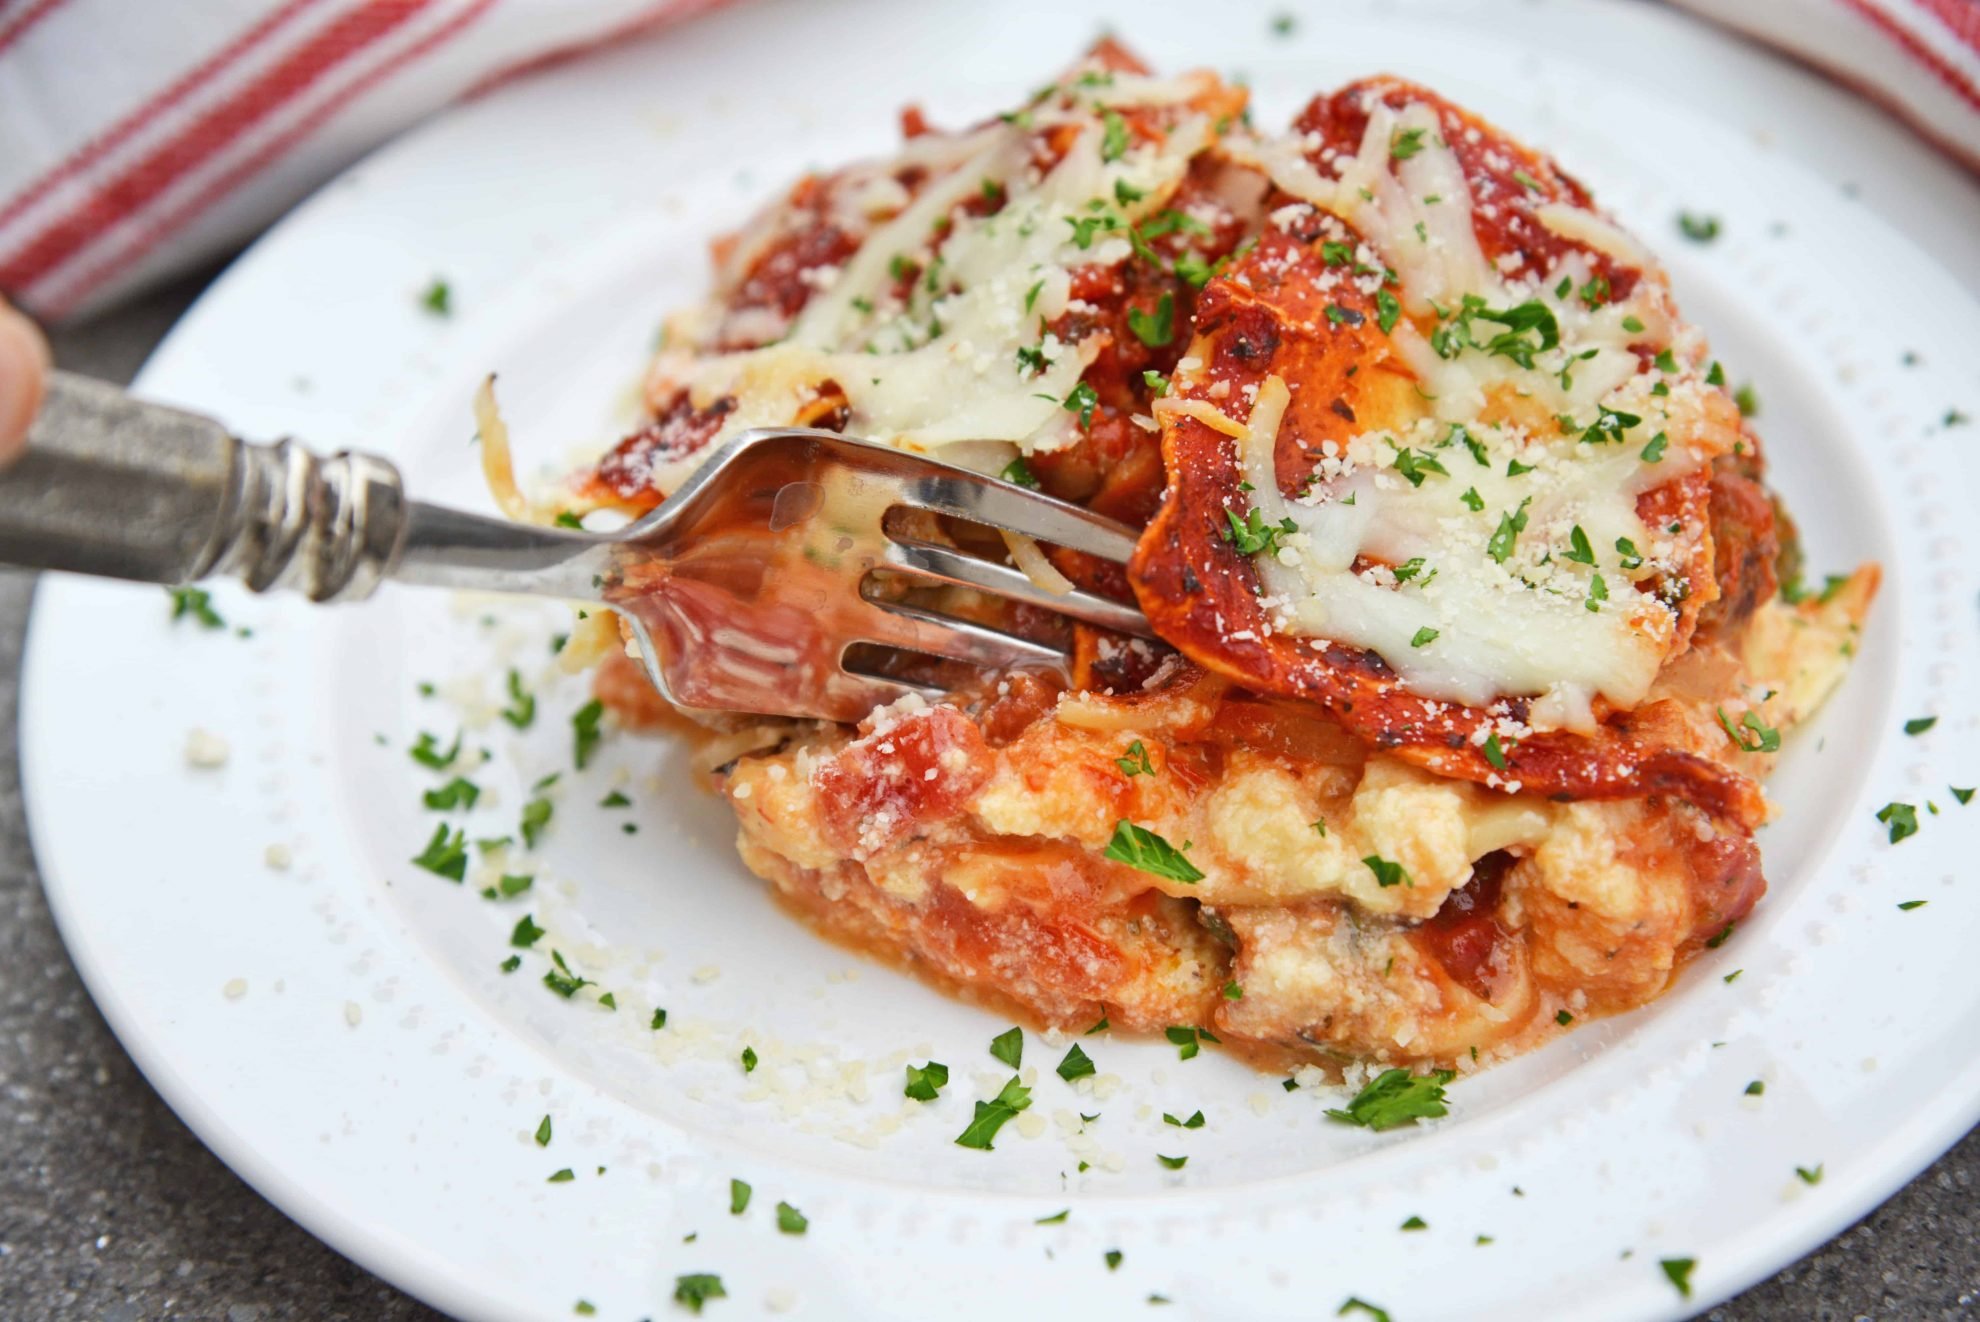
(23, 1, 1980, 1318)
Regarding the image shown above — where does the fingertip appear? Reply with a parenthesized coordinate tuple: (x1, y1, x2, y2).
(0, 301, 50, 462)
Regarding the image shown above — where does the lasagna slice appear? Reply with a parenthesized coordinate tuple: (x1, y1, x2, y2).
(568, 49, 1875, 1070)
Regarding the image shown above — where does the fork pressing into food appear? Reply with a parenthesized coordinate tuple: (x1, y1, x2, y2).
(0, 372, 1152, 722)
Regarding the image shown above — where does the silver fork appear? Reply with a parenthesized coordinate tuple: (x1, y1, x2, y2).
(0, 372, 1151, 723)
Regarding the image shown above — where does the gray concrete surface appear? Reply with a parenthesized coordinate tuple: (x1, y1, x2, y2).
(0, 269, 1973, 1321)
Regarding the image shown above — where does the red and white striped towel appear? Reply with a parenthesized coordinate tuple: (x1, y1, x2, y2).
(0, 0, 731, 322)
(0, 0, 1974, 322)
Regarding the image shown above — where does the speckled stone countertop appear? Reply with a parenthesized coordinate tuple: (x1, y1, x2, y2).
(0, 270, 1973, 1322)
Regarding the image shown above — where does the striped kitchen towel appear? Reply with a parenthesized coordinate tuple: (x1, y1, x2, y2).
(0, 0, 1973, 321)
(0, 0, 732, 321)
(1671, 0, 1980, 172)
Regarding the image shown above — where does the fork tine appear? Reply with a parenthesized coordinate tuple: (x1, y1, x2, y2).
(879, 539, 1154, 638)
(852, 597, 1072, 678)
(886, 468, 1141, 565)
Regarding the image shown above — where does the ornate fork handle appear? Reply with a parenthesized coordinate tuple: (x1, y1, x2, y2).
(0, 371, 610, 602)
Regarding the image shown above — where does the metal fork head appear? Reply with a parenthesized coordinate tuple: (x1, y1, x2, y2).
(601, 427, 1150, 724)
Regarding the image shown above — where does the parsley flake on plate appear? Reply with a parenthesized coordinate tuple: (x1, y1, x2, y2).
(1904, 716, 1937, 735)
(954, 1075, 1032, 1150)
(509, 914, 544, 949)
(776, 1201, 808, 1235)
(650, 1007, 668, 1030)
(990, 1026, 1024, 1068)
(520, 797, 554, 849)
(1876, 801, 1919, 844)
(1400, 1215, 1427, 1231)
(547, 1168, 575, 1183)
(499, 669, 535, 729)
(729, 1178, 751, 1214)
(1056, 1044, 1096, 1082)
(904, 1060, 949, 1101)
(1660, 1257, 1696, 1298)
(1035, 1208, 1069, 1225)
(571, 699, 606, 770)
(1325, 1067, 1455, 1131)
(741, 1046, 758, 1073)
(422, 776, 480, 811)
(1796, 1163, 1824, 1185)
(1115, 740, 1155, 776)
(411, 825, 468, 881)
(542, 950, 592, 999)
(1104, 821, 1205, 883)
(1162, 1110, 1205, 1129)
(410, 730, 462, 770)
(673, 1273, 726, 1315)
(1337, 1298, 1393, 1322)
(167, 586, 226, 629)
(534, 1115, 552, 1146)
(420, 278, 452, 316)
(1156, 1153, 1187, 1170)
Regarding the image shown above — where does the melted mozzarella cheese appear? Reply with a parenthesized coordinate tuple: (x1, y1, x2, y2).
(639, 80, 1223, 492)
(1216, 95, 1738, 717)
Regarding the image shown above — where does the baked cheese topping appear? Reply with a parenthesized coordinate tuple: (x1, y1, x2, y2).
(1209, 96, 1740, 719)
(638, 69, 1230, 492)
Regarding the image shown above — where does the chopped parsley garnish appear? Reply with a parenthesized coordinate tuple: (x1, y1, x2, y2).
(1505, 457, 1535, 477)
(673, 1274, 726, 1315)
(1105, 821, 1205, 883)
(1653, 348, 1680, 374)
(1486, 498, 1531, 564)
(1220, 506, 1298, 556)
(1483, 732, 1509, 770)
(1564, 525, 1596, 565)
(1391, 448, 1448, 487)
(423, 776, 481, 811)
(520, 797, 553, 849)
(421, 278, 452, 316)
(651, 1007, 668, 1030)
(775, 1201, 808, 1235)
(1115, 740, 1154, 776)
(1390, 127, 1427, 160)
(1586, 573, 1609, 611)
(497, 873, 533, 897)
(1904, 716, 1937, 735)
(570, 699, 605, 770)
(1014, 343, 1048, 375)
(1321, 240, 1353, 266)
(1127, 291, 1175, 347)
(412, 824, 468, 881)
(1163, 1110, 1205, 1129)
(1955, 787, 1976, 805)
(1393, 557, 1429, 583)
(1141, 368, 1170, 396)
(1062, 380, 1099, 431)
(535, 1115, 553, 1146)
(1640, 431, 1669, 463)
(1106, 1249, 1125, 1269)
(1156, 1153, 1188, 1170)
(1337, 1297, 1393, 1322)
(1165, 1026, 1204, 1060)
(1877, 802, 1919, 844)
(1034, 1208, 1069, 1226)
(954, 1075, 1032, 1149)
(500, 954, 521, 973)
(547, 1168, 575, 1183)
(1556, 1009, 1574, 1026)
(1100, 110, 1130, 162)
(1660, 1257, 1696, 1299)
(1374, 288, 1401, 334)
(740, 1045, 758, 1073)
(1065, 213, 1115, 248)
(1615, 537, 1644, 570)
(1716, 706, 1780, 753)
(1677, 211, 1719, 242)
(1056, 1043, 1096, 1082)
(1325, 1067, 1454, 1130)
(1400, 1215, 1427, 1231)
(167, 586, 226, 629)
(1000, 457, 1040, 489)
(597, 992, 616, 1011)
(1460, 486, 1484, 512)
(1579, 405, 1641, 447)
(1745, 1079, 1765, 1096)
(1512, 168, 1543, 193)
(1410, 627, 1439, 648)
(990, 1026, 1024, 1069)
(905, 1060, 949, 1101)
(1087, 1017, 1110, 1035)
(1734, 382, 1760, 417)
(599, 790, 631, 808)
(1580, 276, 1610, 308)
(542, 950, 592, 998)
(1223, 980, 1244, 1000)
(1796, 1164, 1824, 1185)
(410, 730, 462, 770)
(1362, 854, 1410, 888)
